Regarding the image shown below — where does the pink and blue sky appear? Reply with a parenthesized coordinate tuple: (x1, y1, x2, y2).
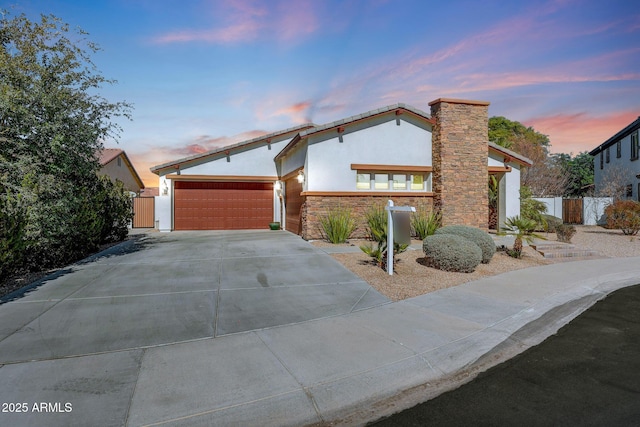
(8, 0, 640, 186)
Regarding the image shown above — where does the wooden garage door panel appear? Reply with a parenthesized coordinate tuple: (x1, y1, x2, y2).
(285, 178, 304, 235)
(174, 181, 273, 230)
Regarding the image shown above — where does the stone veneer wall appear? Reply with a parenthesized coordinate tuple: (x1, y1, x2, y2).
(301, 195, 434, 240)
(429, 98, 489, 230)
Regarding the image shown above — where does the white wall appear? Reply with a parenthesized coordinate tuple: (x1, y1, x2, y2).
(181, 140, 287, 176)
(489, 152, 523, 220)
(534, 197, 563, 219)
(305, 116, 432, 192)
(583, 197, 612, 225)
(280, 141, 307, 178)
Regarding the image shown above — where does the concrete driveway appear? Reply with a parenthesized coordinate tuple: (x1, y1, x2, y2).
(0, 230, 388, 426)
(0, 230, 389, 363)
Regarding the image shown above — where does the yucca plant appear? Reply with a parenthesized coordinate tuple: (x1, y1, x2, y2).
(319, 206, 357, 244)
(411, 208, 441, 240)
(360, 204, 408, 269)
(501, 215, 543, 258)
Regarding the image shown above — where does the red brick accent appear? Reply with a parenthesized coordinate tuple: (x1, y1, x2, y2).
(301, 195, 434, 240)
(430, 98, 489, 230)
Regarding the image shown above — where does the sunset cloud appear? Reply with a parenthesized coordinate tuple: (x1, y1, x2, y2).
(525, 111, 640, 155)
(153, 0, 321, 45)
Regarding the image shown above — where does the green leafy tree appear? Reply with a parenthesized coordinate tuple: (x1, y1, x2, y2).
(489, 116, 567, 196)
(554, 152, 594, 197)
(0, 11, 133, 276)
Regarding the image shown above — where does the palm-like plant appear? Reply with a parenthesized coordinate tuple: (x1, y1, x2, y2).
(502, 215, 544, 258)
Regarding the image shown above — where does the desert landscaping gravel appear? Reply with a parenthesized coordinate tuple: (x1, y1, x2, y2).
(315, 226, 640, 301)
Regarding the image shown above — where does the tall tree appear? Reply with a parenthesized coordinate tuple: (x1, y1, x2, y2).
(554, 151, 594, 197)
(0, 11, 133, 276)
(489, 116, 567, 197)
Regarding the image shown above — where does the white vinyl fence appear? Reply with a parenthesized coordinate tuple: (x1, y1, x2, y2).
(533, 197, 612, 225)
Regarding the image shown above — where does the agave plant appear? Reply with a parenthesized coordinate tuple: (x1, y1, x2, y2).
(501, 215, 544, 258)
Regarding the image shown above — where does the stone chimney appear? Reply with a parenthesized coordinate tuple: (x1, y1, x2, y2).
(429, 98, 489, 230)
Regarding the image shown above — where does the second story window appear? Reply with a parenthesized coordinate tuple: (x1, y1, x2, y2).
(617, 140, 621, 158)
(631, 131, 639, 161)
(606, 147, 610, 163)
(600, 151, 603, 169)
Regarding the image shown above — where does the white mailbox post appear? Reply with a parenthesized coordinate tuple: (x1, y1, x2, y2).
(385, 200, 416, 276)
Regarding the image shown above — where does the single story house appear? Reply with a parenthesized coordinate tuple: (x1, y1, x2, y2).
(589, 116, 640, 200)
(98, 148, 145, 194)
(151, 98, 531, 238)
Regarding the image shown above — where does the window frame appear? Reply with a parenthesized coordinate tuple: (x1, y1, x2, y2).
(355, 170, 432, 192)
(631, 131, 639, 161)
(617, 140, 621, 158)
(606, 147, 610, 163)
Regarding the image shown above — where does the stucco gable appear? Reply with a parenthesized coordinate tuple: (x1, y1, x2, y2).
(151, 124, 314, 174)
(275, 104, 434, 161)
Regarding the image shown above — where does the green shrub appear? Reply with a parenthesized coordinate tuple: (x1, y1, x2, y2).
(434, 225, 496, 263)
(411, 208, 441, 239)
(541, 214, 563, 232)
(360, 204, 409, 269)
(520, 186, 547, 226)
(364, 204, 387, 242)
(605, 200, 640, 236)
(502, 215, 542, 258)
(556, 223, 576, 243)
(422, 234, 482, 273)
(319, 206, 357, 243)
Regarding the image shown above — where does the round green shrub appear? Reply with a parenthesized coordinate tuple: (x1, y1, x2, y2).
(434, 225, 496, 263)
(422, 234, 482, 273)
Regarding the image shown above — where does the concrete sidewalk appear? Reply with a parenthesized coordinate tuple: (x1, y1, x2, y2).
(0, 232, 638, 427)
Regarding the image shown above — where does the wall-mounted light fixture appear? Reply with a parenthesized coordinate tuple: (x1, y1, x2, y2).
(162, 181, 168, 196)
(297, 170, 305, 184)
(274, 180, 282, 191)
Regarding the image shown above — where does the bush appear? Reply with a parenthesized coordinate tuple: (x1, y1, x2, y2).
(541, 214, 563, 232)
(520, 186, 547, 227)
(434, 225, 496, 263)
(364, 204, 387, 242)
(411, 208, 441, 239)
(605, 200, 640, 236)
(319, 206, 357, 243)
(423, 234, 482, 272)
(360, 204, 408, 269)
(556, 223, 576, 243)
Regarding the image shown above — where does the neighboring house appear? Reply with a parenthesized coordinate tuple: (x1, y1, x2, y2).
(98, 148, 145, 194)
(151, 98, 531, 237)
(590, 116, 640, 200)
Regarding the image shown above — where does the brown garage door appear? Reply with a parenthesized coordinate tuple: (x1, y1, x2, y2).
(174, 181, 273, 230)
(285, 177, 304, 234)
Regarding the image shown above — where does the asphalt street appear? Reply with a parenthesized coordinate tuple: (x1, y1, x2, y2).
(373, 283, 640, 426)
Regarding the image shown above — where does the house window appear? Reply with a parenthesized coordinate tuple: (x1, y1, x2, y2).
(356, 173, 371, 189)
(392, 174, 407, 190)
(411, 174, 424, 190)
(606, 147, 610, 163)
(627, 184, 633, 198)
(117, 157, 122, 167)
(374, 173, 389, 189)
(617, 140, 621, 158)
(355, 171, 432, 191)
(631, 132, 639, 160)
(600, 152, 603, 170)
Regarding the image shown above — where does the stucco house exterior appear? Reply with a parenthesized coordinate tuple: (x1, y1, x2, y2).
(151, 98, 531, 237)
(589, 116, 640, 200)
(98, 148, 145, 194)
